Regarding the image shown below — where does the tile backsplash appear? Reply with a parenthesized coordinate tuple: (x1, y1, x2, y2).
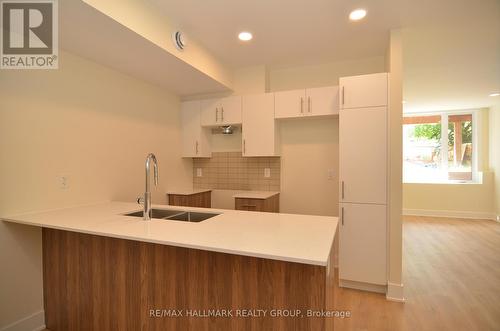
(193, 152, 280, 191)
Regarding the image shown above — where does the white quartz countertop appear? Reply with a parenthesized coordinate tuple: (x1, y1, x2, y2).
(166, 189, 212, 195)
(232, 191, 280, 199)
(1, 201, 337, 266)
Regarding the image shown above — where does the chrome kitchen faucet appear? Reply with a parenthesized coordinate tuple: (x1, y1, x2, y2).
(143, 153, 158, 220)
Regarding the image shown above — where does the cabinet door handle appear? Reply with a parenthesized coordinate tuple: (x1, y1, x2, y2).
(241, 205, 257, 208)
(308, 96, 311, 113)
(221, 107, 224, 122)
(300, 97, 304, 113)
(341, 86, 345, 105)
(195, 141, 199, 154)
(341, 207, 344, 226)
(243, 139, 246, 154)
(215, 107, 219, 122)
(341, 181, 344, 199)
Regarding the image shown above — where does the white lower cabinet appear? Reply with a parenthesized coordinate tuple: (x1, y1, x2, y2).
(339, 202, 387, 285)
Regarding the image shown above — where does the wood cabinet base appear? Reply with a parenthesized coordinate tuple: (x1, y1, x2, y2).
(168, 191, 211, 208)
(42, 228, 334, 331)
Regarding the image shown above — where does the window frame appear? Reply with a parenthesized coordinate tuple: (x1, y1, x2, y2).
(403, 109, 479, 184)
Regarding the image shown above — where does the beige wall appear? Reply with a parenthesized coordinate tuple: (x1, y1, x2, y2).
(490, 104, 500, 217)
(402, 108, 496, 219)
(403, 174, 495, 218)
(269, 56, 386, 92)
(0, 51, 192, 328)
(279, 117, 339, 216)
(232, 65, 269, 95)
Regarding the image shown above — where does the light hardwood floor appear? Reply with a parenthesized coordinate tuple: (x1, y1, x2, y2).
(334, 216, 500, 331)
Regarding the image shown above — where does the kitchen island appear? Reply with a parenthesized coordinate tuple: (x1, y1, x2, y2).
(2, 201, 338, 331)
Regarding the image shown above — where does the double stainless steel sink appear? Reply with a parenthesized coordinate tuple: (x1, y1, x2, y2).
(124, 208, 219, 222)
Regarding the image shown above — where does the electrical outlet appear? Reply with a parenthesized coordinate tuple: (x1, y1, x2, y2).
(196, 168, 203, 177)
(57, 175, 69, 189)
(327, 169, 335, 180)
(264, 168, 271, 178)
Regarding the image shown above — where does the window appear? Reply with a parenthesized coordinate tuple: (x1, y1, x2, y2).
(403, 112, 476, 183)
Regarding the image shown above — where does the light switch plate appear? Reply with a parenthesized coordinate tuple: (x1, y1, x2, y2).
(264, 168, 271, 178)
(57, 175, 69, 189)
(196, 168, 203, 177)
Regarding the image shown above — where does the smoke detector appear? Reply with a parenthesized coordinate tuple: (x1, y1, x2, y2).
(172, 31, 187, 51)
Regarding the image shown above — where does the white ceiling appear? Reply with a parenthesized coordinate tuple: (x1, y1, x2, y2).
(148, 0, 500, 111)
(148, 0, 402, 68)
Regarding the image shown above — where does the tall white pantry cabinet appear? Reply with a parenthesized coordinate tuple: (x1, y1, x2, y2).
(338, 73, 389, 291)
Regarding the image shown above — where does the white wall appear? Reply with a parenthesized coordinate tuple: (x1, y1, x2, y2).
(0, 51, 192, 329)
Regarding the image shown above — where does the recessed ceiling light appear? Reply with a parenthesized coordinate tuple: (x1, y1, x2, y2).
(489, 92, 500, 97)
(349, 9, 367, 21)
(238, 32, 253, 41)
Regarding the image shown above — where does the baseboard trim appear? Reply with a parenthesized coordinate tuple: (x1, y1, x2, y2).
(403, 209, 496, 221)
(339, 279, 386, 294)
(0, 310, 45, 331)
(386, 282, 405, 302)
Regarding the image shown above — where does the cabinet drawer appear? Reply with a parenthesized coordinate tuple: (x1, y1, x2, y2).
(168, 191, 211, 208)
(234, 195, 280, 213)
(235, 198, 265, 211)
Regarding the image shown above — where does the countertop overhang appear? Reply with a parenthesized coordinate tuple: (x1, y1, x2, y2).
(232, 191, 280, 199)
(1, 201, 337, 266)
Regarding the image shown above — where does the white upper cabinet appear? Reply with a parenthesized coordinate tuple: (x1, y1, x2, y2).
(305, 86, 339, 116)
(219, 96, 242, 125)
(339, 73, 388, 109)
(200, 96, 242, 126)
(200, 98, 219, 126)
(181, 101, 211, 158)
(339, 106, 387, 204)
(275, 89, 306, 119)
(275, 86, 338, 119)
(242, 93, 279, 157)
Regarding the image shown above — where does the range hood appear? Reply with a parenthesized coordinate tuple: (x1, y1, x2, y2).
(211, 125, 239, 135)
